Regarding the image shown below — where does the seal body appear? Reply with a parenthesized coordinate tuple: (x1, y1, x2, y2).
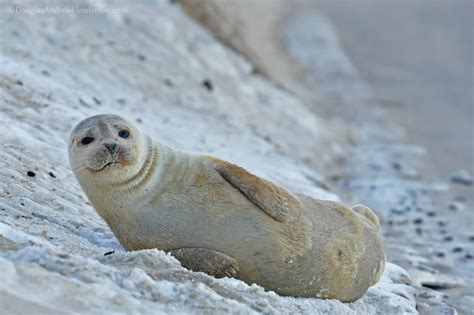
(69, 114, 385, 301)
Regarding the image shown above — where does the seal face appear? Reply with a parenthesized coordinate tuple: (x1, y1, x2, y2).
(69, 114, 386, 302)
(69, 114, 147, 186)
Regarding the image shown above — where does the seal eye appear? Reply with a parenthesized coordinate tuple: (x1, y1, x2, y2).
(118, 129, 129, 138)
(81, 137, 94, 145)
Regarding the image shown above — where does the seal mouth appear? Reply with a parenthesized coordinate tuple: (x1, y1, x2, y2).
(88, 161, 118, 173)
(100, 161, 118, 171)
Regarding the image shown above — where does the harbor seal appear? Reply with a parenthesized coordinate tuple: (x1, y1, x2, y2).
(68, 114, 385, 301)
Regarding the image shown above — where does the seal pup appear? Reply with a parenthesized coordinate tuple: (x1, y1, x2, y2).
(68, 114, 385, 301)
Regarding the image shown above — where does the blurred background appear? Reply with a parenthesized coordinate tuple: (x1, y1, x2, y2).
(315, 0, 473, 180)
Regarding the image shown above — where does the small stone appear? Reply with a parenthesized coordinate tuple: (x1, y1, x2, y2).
(27, 171, 35, 177)
(452, 247, 463, 253)
(448, 202, 464, 211)
(421, 279, 459, 290)
(437, 221, 446, 227)
(92, 97, 101, 105)
(413, 218, 423, 224)
(163, 78, 173, 87)
(136, 118, 143, 123)
(137, 54, 146, 61)
(48, 171, 56, 178)
(450, 169, 473, 185)
(426, 211, 436, 217)
(435, 252, 445, 258)
(201, 79, 213, 92)
(78, 98, 90, 107)
(465, 253, 473, 259)
(15, 79, 23, 85)
(443, 236, 453, 242)
(468, 236, 474, 242)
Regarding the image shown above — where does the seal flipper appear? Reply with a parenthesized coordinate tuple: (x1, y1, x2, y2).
(205, 157, 303, 223)
(169, 248, 239, 278)
(352, 204, 381, 231)
(203, 156, 312, 261)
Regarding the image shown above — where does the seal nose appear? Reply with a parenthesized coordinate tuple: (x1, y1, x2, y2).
(104, 142, 117, 154)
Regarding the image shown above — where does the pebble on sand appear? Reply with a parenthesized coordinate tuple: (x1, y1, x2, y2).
(450, 169, 473, 185)
(448, 202, 464, 211)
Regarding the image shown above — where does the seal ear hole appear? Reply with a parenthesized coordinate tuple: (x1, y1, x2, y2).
(118, 129, 129, 138)
(81, 136, 95, 145)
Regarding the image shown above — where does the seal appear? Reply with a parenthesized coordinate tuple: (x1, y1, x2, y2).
(68, 114, 385, 301)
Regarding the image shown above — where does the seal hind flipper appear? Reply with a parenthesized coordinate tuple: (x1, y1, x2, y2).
(351, 204, 381, 231)
(205, 157, 303, 223)
(169, 248, 239, 278)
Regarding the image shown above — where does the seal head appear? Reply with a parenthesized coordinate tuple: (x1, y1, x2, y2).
(68, 114, 146, 186)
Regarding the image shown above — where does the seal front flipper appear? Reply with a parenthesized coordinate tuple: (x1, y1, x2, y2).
(205, 157, 304, 223)
(169, 248, 239, 278)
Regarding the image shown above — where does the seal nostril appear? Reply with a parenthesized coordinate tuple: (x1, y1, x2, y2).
(105, 142, 117, 153)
